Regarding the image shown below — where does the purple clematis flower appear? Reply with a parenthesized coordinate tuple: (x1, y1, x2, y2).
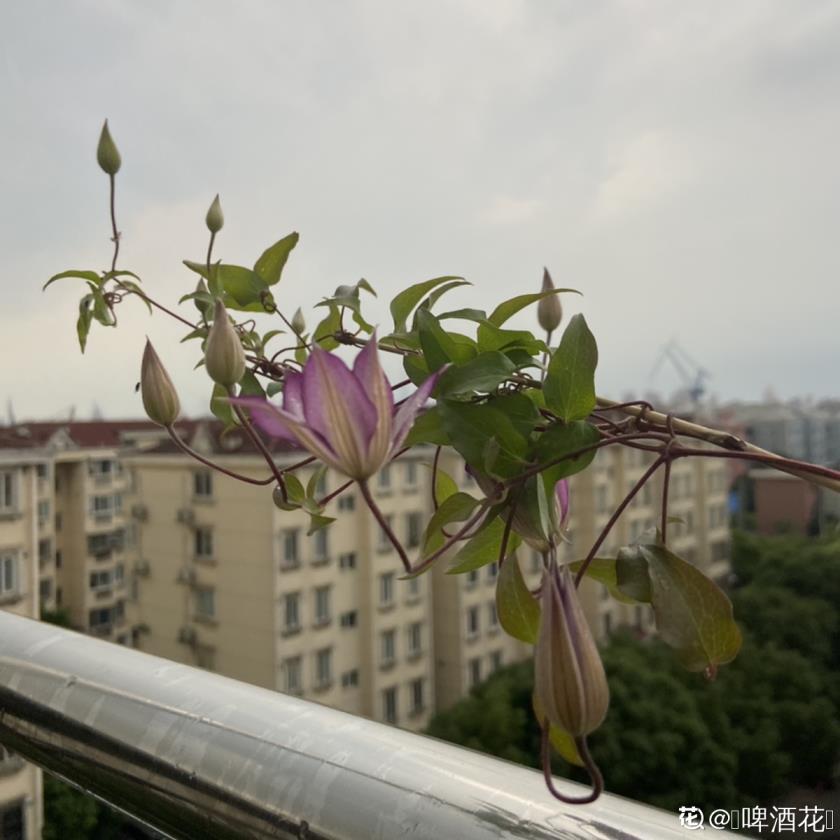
(232, 334, 441, 481)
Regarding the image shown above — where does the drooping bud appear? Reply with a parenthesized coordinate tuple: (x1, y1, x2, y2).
(291, 307, 306, 335)
(141, 340, 180, 427)
(96, 120, 122, 175)
(537, 267, 563, 334)
(534, 564, 609, 737)
(205, 194, 224, 234)
(205, 299, 246, 387)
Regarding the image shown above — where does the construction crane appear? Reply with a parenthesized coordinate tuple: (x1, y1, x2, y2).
(650, 340, 710, 407)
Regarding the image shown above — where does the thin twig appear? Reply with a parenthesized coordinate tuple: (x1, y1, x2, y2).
(541, 726, 604, 805)
(358, 479, 412, 573)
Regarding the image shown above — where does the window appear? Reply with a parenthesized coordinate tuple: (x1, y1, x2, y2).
(193, 470, 213, 498)
(315, 648, 332, 688)
(465, 569, 479, 589)
(89, 459, 113, 476)
(340, 610, 357, 628)
(490, 650, 503, 672)
(404, 461, 418, 487)
(487, 602, 499, 630)
(338, 493, 355, 511)
(315, 470, 328, 498)
(469, 657, 482, 687)
(341, 669, 359, 688)
(0, 471, 16, 512)
(486, 561, 498, 582)
(37, 499, 50, 524)
(89, 607, 112, 629)
(339, 551, 357, 570)
(282, 529, 299, 568)
(90, 494, 113, 517)
(38, 538, 51, 566)
(55, 549, 62, 569)
(410, 678, 424, 715)
(314, 586, 331, 625)
(0, 553, 18, 598)
(313, 528, 329, 563)
(39, 578, 53, 602)
(0, 800, 24, 840)
(406, 575, 421, 601)
(90, 569, 112, 590)
(531, 550, 543, 574)
(283, 656, 302, 694)
(377, 465, 392, 492)
(194, 527, 213, 560)
(377, 514, 395, 551)
(382, 686, 398, 724)
(36, 463, 49, 480)
(195, 588, 216, 620)
(406, 512, 423, 548)
(407, 622, 422, 657)
(380, 629, 396, 666)
(88, 533, 111, 556)
(114, 564, 124, 585)
(283, 592, 301, 632)
(379, 572, 394, 606)
(466, 606, 479, 639)
(596, 485, 609, 513)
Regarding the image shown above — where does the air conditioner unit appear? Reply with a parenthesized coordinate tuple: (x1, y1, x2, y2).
(134, 559, 151, 577)
(176, 567, 196, 585)
(177, 626, 197, 645)
(176, 508, 195, 526)
(131, 504, 148, 521)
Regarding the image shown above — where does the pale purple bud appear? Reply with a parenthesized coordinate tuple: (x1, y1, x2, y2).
(140, 340, 180, 427)
(534, 564, 609, 736)
(205, 299, 246, 387)
(537, 267, 563, 333)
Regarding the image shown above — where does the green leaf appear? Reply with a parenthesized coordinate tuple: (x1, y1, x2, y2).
(437, 351, 516, 397)
(390, 276, 466, 333)
(253, 232, 299, 286)
(180, 328, 208, 344)
(496, 553, 540, 644)
(115, 279, 153, 313)
(488, 287, 580, 327)
(283, 474, 307, 505)
(421, 492, 480, 559)
(403, 407, 450, 447)
(434, 466, 459, 505)
(531, 692, 584, 766)
(403, 353, 431, 386)
(307, 513, 335, 535)
(438, 307, 487, 323)
(418, 279, 471, 314)
(619, 542, 742, 671)
(238, 369, 265, 399)
(476, 322, 546, 355)
(312, 304, 342, 350)
(532, 421, 600, 487)
(44, 269, 102, 291)
(447, 516, 521, 575)
(569, 556, 640, 604)
(266, 382, 284, 398)
(543, 314, 598, 422)
(416, 309, 476, 370)
(210, 383, 237, 428)
(90, 287, 114, 326)
(219, 265, 269, 309)
(76, 295, 94, 353)
(438, 400, 529, 478)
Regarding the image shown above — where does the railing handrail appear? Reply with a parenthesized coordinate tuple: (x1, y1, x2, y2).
(0, 612, 732, 839)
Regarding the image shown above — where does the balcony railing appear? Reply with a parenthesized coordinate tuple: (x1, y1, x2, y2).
(0, 612, 732, 840)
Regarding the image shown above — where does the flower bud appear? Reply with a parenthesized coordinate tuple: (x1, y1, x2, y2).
(537, 267, 563, 334)
(205, 299, 246, 387)
(534, 565, 609, 736)
(291, 307, 306, 335)
(96, 120, 122, 176)
(205, 194, 224, 234)
(141, 340, 180, 427)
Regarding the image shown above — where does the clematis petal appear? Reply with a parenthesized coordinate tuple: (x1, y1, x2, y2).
(352, 332, 394, 469)
(390, 368, 444, 455)
(303, 348, 379, 478)
(281, 371, 305, 419)
(555, 479, 571, 530)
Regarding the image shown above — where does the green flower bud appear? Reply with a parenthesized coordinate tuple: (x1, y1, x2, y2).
(141, 340, 180, 427)
(534, 565, 609, 737)
(96, 120, 122, 176)
(291, 307, 306, 335)
(205, 299, 246, 387)
(537, 267, 563, 334)
(205, 194, 224, 234)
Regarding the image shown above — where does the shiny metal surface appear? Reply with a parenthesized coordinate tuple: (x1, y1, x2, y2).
(0, 612, 734, 839)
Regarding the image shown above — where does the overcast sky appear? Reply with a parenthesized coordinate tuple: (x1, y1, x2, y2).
(2, 1, 839, 421)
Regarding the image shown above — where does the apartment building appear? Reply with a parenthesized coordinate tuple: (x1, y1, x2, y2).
(122, 421, 436, 732)
(0, 442, 46, 839)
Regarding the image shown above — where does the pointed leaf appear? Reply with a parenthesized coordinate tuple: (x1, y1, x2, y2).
(44, 269, 102, 291)
(253, 232, 299, 286)
(570, 556, 640, 604)
(390, 275, 466, 333)
(543, 314, 598, 422)
(488, 287, 580, 327)
(532, 692, 584, 767)
(447, 516, 521, 575)
(76, 295, 94, 353)
(496, 553, 540, 644)
(421, 492, 480, 559)
(437, 351, 516, 397)
(404, 407, 450, 447)
(533, 421, 601, 487)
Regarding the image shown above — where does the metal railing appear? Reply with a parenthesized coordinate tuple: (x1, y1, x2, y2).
(0, 612, 734, 839)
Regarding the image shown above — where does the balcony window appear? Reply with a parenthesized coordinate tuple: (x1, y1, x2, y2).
(282, 529, 299, 568)
(314, 586, 331, 626)
(283, 656, 302, 694)
(114, 564, 125, 585)
(39, 578, 53, 603)
(0, 471, 17, 514)
(0, 553, 18, 600)
(407, 622, 422, 657)
(404, 461, 418, 488)
(377, 465, 392, 493)
(315, 648, 332, 689)
(194, 527, 213, 560)
(405, 575, 421, 601)
(193, 470, 213, 499)
(313, 528, 329, 564)
(465, 569, 479, 589)
(466, 606, 479, 639)
(36, 463, 49, 481)
(379, 572, 394, 607)
(490, 650, 503, 672)
(90, 494, 114, 522)
(89, 607, 112, 632)
(377, 514, 395, 552)
(37, 499, 50, 526)
(338, 552, 357, 570)
(340, 610, 358, 628)
(90, 569, 113, 590)
(469, 657, 482, 688)
(0, 800, 24, 840)
(487, 602, 499, 630)
(338, 493, 355, 511)
(38, 538, 51, 567)
(410, 678, 424, 716)
(194, 588, 216, 621)
(486, 561, 498, 583)
(406, 512, 423, 548)
(341, 669, 359, 688)
(314, 470, 328, 499)
(382, 686, 398, 724)
(89, 459, 114, 477)
(283, 592, 301, 633)
(380, 629, 396, 667)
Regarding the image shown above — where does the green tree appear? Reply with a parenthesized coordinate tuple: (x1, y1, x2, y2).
(43, 776, 98, 840)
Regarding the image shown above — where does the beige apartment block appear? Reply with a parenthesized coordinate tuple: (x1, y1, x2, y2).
(0, 445, 46, 839)
(123, 421, 436, 732)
